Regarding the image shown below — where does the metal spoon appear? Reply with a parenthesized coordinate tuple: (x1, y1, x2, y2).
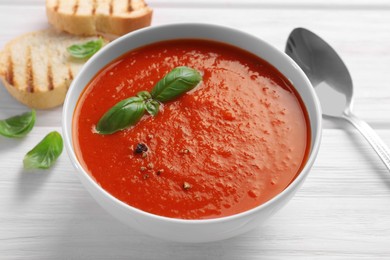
(285, 27, 390, 171)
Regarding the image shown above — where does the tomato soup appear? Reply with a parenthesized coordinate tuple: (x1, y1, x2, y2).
(73, 39, 310, 219)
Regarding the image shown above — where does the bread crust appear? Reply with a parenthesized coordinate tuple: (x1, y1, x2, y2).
(46, 9, 97, 36)
(1, 76, 68, 109)
(46, 0, 153, 36)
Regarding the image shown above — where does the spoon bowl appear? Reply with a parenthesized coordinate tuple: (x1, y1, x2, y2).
(286, 27, 390, 171)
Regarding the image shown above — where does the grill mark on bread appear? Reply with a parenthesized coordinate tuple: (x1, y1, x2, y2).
(127, 0, 133, 12)
(109, 0, 114, 15)
(26, 47, 34, 93)
(73, 0, 79, 15)
(53, 0, 59, 12)
(68, 66, 74, 81)
(66, 67, 73, 90)
(6, 54, 14, 86)
(91, 0, 97, 15)
(47, 63, 54, 91)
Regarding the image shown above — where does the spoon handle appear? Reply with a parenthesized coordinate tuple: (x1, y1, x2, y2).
(343, 112, 390, 171)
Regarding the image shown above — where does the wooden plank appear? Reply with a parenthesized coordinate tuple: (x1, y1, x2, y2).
(1, 0, 390, 7)
(2, 129, 389, 195)
(0, 6, 389, 127)
(1, 129, 390, 259)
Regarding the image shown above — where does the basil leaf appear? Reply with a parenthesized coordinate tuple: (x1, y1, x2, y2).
(96, 97, 146, 134)
(151, 66, 202, 102)
(0, 110, 36, 138)
(145, 100, 160, 116)
(67, 38, 104, 59)
(23, 131, 63, 169)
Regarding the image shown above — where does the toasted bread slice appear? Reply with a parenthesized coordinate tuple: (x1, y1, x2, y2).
(46, 0, 153, 36)
(0, 29, 107, 109)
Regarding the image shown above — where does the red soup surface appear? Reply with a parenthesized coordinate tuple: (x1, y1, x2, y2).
(73, 39, 310, 219)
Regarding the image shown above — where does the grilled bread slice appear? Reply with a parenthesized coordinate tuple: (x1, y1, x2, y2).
(0, 29, 107, 109)
(46, 0, 153, 36)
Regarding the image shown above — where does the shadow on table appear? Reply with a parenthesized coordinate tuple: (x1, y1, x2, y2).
(327, 117, 390, 189)
(0, 135, 30, 153)
(46, 192, 275, 259)
(0, 82, 31, 153)
(13, 166, 55, 203)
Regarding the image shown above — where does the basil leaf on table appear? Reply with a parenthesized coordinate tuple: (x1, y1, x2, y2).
(23, 131, 63, 169)
(96, 97, 146, 134)
(0, 110, 36, 138)
(67, 38, 104, 59)
(151, 66, 202, 102)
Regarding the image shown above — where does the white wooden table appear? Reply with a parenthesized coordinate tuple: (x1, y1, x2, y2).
(1, 0, 390, 259)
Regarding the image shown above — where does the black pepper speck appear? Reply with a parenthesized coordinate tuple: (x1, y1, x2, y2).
(135, 143, 148, 154)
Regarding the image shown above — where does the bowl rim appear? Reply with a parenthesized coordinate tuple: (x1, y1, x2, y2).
(62, 22, 322, 224)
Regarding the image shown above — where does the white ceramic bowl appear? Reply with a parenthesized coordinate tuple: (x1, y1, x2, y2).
(62, 23, 322, 243)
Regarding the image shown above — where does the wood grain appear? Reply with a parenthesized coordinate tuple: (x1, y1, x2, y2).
(0, 0, 390, 259)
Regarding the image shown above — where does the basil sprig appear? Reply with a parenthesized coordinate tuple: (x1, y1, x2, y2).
(96, 66, 202, 135)
(67, 38, 104, 59)
(23, 131, 63, 169)
(0, 110, 36, 138)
